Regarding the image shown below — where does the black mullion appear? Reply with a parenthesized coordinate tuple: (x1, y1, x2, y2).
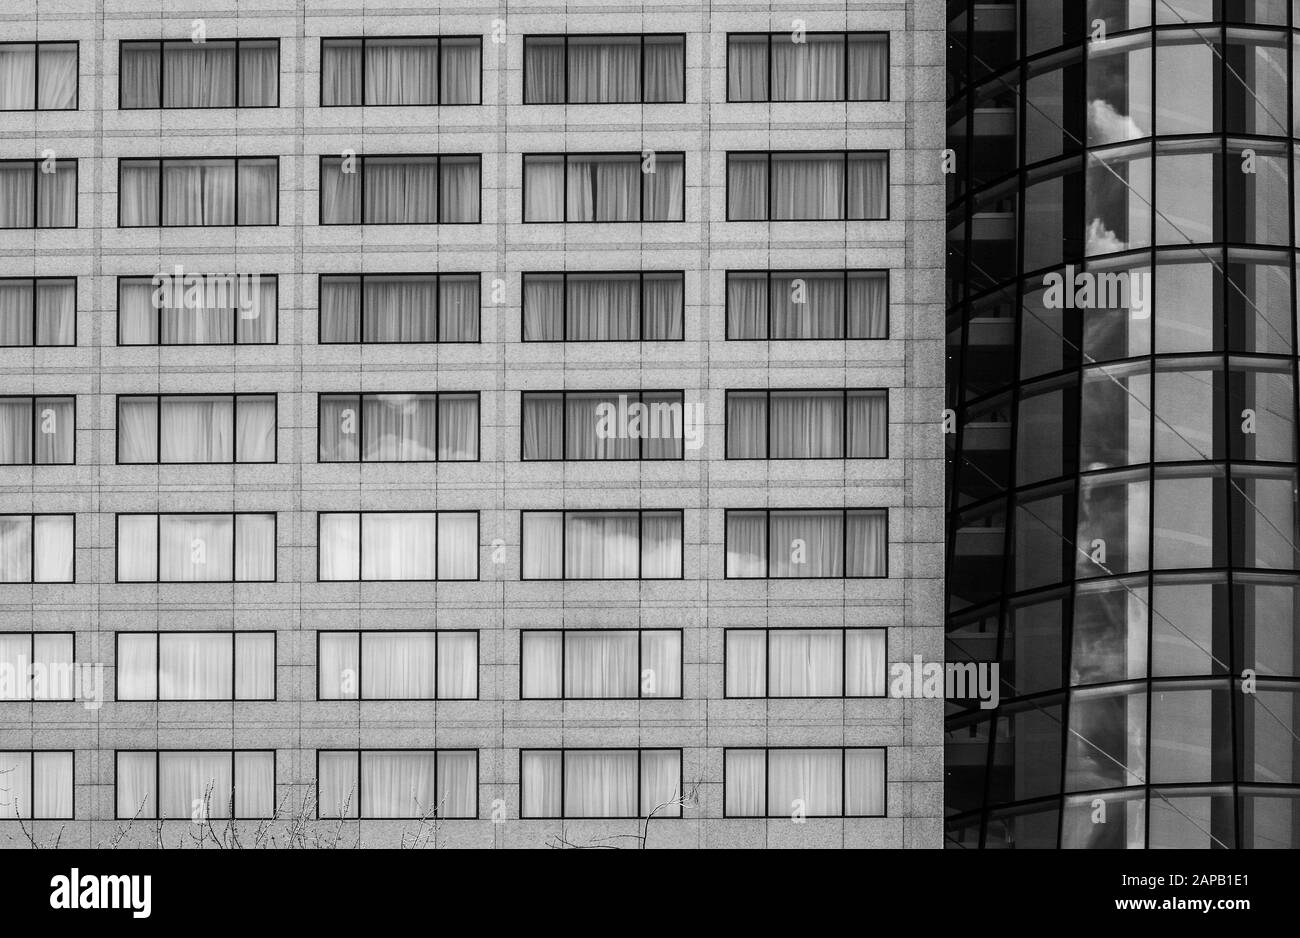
(561, 630, 567, 699)
(563, 156, 569, 222)
(766, 271, 773, 340)
(842, 270, 849, 343)
(842, 628, 848, 699)
(230, 512, 238, 582)
(765, 508, 772, 578)
(359, 273, 366, 345)
(231, 631, 238, 702)
(359, 156, 366, 225)
(356, 512, 363, 582)
(154, 633, 161, 700)
(764, 628, 771, 697)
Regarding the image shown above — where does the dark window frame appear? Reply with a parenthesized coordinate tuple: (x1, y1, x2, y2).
(315, 391, 480, 464)
(521, 151, 687, 223)
(722, 746, 888, 818)
(113, 749, 277, 820)
(316, 271, 482, 344)
(522, 33, 687, 104)
(0, 632, 76, 701)
(113, 631, 277, 702)
(724, 31, 890, 103)
(724, 388, 890, 459)
(115, 273, 279, 346)
(0, 40, 79, 111)
(314, 629, 480, 701)
(0, 513, 76, 584)
(520, 389, 687, 461)
(115, 392, 278, 465)
(117, 38, 281, 109)
(317, 153, 483, 225)
(0, 158, 78, 230)
(0, 277, 77, 348)
(314, 748, 480, 820)
(519, 508, 686, 582)
(0, 394, 76, 465)
(722, 627, 889, 699)
(318, 35, 483, 107)
(723, 507, 890, 579)
(520, 270, 686, 342)
(0, 750, 75, 820)
(724, 149, 890, 222)
(314, 509, 481, 583)
(724, 268, 890, 340)
(518, 747, 685, 820)
(519, 628, 686, 700)
(113, 511, 278, 584)
(117, 156, 280, 227)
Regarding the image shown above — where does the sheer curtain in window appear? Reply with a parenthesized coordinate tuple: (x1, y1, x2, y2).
(523, 155, 564, 221)
(568, 37, 639, 103)
(770, 510, 843, 577)
(848, 271, 888, 338)
(641, 511, 682, 577)
(18, 396, 68, 464)
(847, 509, 887, 577)
(644, 153, 684, 221)
(770, 390, 844, 458)
(437, 512, 477, 580)
(120, 43, 160, 108)
(0, 399, 31, 464)
(438, 632, 477, 699)
(769, 629, 843, 696)
(117, 397, 157, 462)
(0, 45, 36, 109)
(726, 272, 768, 339)
(317, 633, 358, 699)
(769, 749, 842, 816)
(160, 751, 233, 818)
(642, 273, 683, 339)
(363, 632, 436, 699)
(235, 634, 275, 699)
(438, 394, 478, 460)
(36, 279, 75, 345)
(159, 278, 231, 344)
(362, 751, 436, 818)
(362, 513, 436, 580)
(35, 45, 76, 109)
(160, 515, 234, 581)
(569, 274, 638, 340)
(234, 516, 274, 582)
(318, 751, 359, 818)
(163, 42, 235, 107)
(847, 390, 887, 457)
(0, 516, 32, 582)
(524, 38, 564, 103)
(1, 752, 73, 818)
(521, 750, 561, 816)
(0, 281, 33, 345)
(772, 272, 844, 339)
(726, 631, 767, 696)
(320, 157, 360, 223)
(116, 751, 156, 818)
(565, 631, 637, 697)
(846, 748, 885, 815)
(364, 276, 439, 343)
(437, 751, 477, 817)
(0, 163, 34, 228)
(847, 153, 888, 219)
(158, 633, 232, 699)
(725, 749, 766, 816)
(318, 513, 360, 580)
(236, 396, 276, 462)
(727, 392, 767, 457)
(772, 153, 843, 220)
(320, 40, 361, 105)
(441, 39, 481, 104)
(771, 34, 844, 101)
(117, 278, 157, 344)
(848, 34, 888, 101)
(566, 393, 635, 460)
(365, 39, 437, 105)
(365, 157, 437, 223)
(439, 156, 480, 223)
(116, 634, 158, 700)
(727, 153, 767, 220)
(641, 750, 681, 816)
(440, 275, 479, 341)
(522, 512, 563, 578)
(37, 162, 76, 228)
(522, 275, 563, 340)
(521, 632, 562, 698)
(119, 160, 160, 226)
(727, 36, 768, 101)
(565, 512, 638, 578)
(567, 156, 638, 221)
(362, 394, 436, 461)
(34, 515, 73, 583)
(234, 751, 274, 817)
(32, 634, 74, 700)
(237, 158, 277, 224)
(319, 276, 360, 342)
(521, 393, 562, 459)
(160, 396, 233, 462)
(846, 630, 886, 697)
(238, 41, 278, 106)
(163, 159, 234, 226)
(725, 511, 767, 577)
(641, 630, 681, 697)
(116, 515, 157, 582)
(644, 37, 685, 102)
(566, 750, 636, 817)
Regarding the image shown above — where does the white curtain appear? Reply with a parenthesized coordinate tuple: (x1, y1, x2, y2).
(770, 390, 845, 458)
(33, 752, 72, 817)
(158, 276, 236, 344)
(565, 630, 638, 698)
(317, 513, 360, 580)
(438, 632, 477, 699)
(440, 38, 480, 105)
(33, 515, 73, 583)
(437, 512, 478, 580)
(846, 629, 886, 697)
(643, 273, 683, 339)
(237, 276, 277, 343)
(772, 34, 844, 101)
(436, 751, 477, 817)
(773, 272, 845, 339)
(641, 630, 681, 697)
(727, 154, 767, 220)
(567, 393, 636, 460)
(2, 516, 33, 581)
(363, 631, 436, 698)
(521, 631, 563, 698)
(320, 40, 362, 105)
(725, 749, 766, 816)
(318, 751, 359, 818)
(38, 44, 77, 109)
(726, 631, 767, 696)
(565, 750, 636, 817)
(566, 512, 638, 578)
(364, 157, 437, 224)
(771, 510, 844, 577)
(33, 633, 74, 700)
(160, 751, 233, 819)
(438, 393, 478, 460)
(159, 633, 232, 699)
(848, 34, 888, 101)
(361, 751, 437, 818)
(641, 511, 682, 578)
(523, 155, 564, 221)
(319, 157, 360, 224)
(0, 399, 31, 464)
(117, 397, 157, 463)
(0, 635, 28, 700)
(524, 38, 564, 103)
(0, 44, 36, 109)
(439, 274, 479, 341)
(644, 37, 684, 102)
(116, 751, 156, 818)
(160, 396, 234, 462)
(847, 510, 887, 577)
(845, 748, 886, 815)
(521, 750, 561, 816)
(236, 395, 276, 462)
(522, 394, 562, 459)
(163, 42, 235, 107)
(116, 633, 158, 700)
(237, 158, 278, 224)
(770, 629, 843, 696)
(641, 750, 681, 816)
(160, 514, 234, 581)
(727, 272, 768, 339)
(163, 158, 235, 226)
(37, 161, 76, 228)
(725, 511, 767, 578)
(847, 153, 888, 220)
(362, 394, 437, 461)
(318, 394, 358, 461)
(568, 37, 639, 103)
(772, 153, 844, 220)
(362, 513, 436, 580)
(642, 394, 683, 459)
(116, 515, 158, 582)
(319, 276, 360, 342)
(234, 633, 275, 700)
(0, 280, 32, 345)
(117, 278, 156, 344)
(569, 156, 638, 221)
(568, 274, 639, 340)
(727, 392, 767, 458)
(847, 390, 887, 457)
(522, 512, 563, 579)
(364, 276, 435, 342)
(0, 163, 34, 228)
(238, 41, 279, 107)
(769, 749, 842, 816)
(439, 156, 480, 223)
(119, 160, 160, 226)
(35, 279, 75, 345)
(727, 36, 768, 101)
(234, 751, 274, 817)
(644, 153, 684, 221)
(848, 271, 888, 338)
(120, 42, 161, 108)
(365, 39, 437, 105)
(317, 632, 359, 699)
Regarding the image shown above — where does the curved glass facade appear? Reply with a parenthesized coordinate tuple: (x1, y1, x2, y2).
(947, 0, 1300, 847)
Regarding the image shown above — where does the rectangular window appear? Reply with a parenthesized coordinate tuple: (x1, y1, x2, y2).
(118, 157, 278, 227)
(319, 273, 479, 343)
(317, 750, 478, 819)
(521, 748, 682, 819)
(724, 747, 886, 817)
(0, 633, 75, 700)
(0, 42, 77, 110)
(317, 511, 478, 582)
(724, 628, 887, 698)
(119, 39, 279, 108)
(523, 153, 685, 222)
(522, 391, 685, 460)
(317, 630, 478, 700)
(0, 396, 74, 464)
(0, 515, 74, 583)
(521, 271, 683, 341)
(726, 389, 887, 458)
(318, 393, 478, 462)
(727, 32, 888, 102)
(115, 632, 275, 701)
(320, 37, 481, 106)
(521, 510, 683, 580)
(726, 270, 887, 339)
(0, 278, 75, 347)
(115, 513, 275, 583)
(319, 154, 481, 224)
(725, 508, 887, 578)
(523, 34, 685, 103)
(726, 151, 887, 221)
(0, 751, 73, 819)
(115, 750, 275, 820)
(117, 274, 277, 345)
(520, 629, 682, 699)
(117, 394, 276, 464)
(0, 159, 76, 229)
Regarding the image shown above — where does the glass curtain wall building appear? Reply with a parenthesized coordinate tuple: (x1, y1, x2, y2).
(946, 0, 1300, 848)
